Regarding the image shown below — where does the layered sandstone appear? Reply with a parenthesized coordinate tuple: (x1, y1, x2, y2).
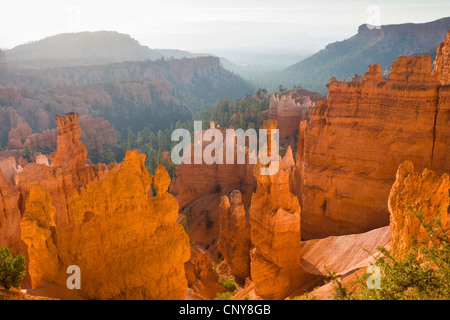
(170, 123, 255, 208)
(1, 112, 191, 299)
(249, 120, 303, 299)
(78, 115, 118, 151)
(296, 32, 450, 239)
(268, 89, 324, 140)
(0, 107, 31, 149)
(20, 153, 190, 299)
(0, 171, 23, 253)
(169, 123, 256, 260)
(24, 129, 57, 153)
(18, 113, 115, 228)
(433, 32, 450, 85)
(185, 244, 226, 300)
(23, 115, 118, 154)
(20, 184, 59, 289)
(388, 161, 449, 257)
(50, 113, 87, 172)
(217, 190, 251, 281)
(0, 156, 22, 184)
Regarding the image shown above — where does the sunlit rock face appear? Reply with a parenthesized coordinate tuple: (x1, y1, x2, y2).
(50, 112, 87, 172)
(294, 32, 450, 239)
(248, 120, 303, 300)
(388, 161, 449, 257)
(17, 113, 116, 228)
(268, 88, 325, 148)
(21, 150, 190, 299)
(218, 190, 251, 281)
(0, 112, 190, 299)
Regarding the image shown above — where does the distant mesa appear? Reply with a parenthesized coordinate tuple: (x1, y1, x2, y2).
(4, 31, 162, 69)
(3, 31, 216, 70)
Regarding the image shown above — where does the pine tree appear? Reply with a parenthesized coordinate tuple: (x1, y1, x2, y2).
(0, 248, 27, 290)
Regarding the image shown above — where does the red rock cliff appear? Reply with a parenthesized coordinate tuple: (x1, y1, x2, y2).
(268, 88, 324, 141)
(388, 161, 449, 257)
(20, 153, 190, 299)
(249, 120, 303, 299)
(1, 113, 191, 299)
(295, 32, 450, 239)
(218, 190, 251, 281)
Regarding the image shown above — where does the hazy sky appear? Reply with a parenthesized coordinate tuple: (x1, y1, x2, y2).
(1, 0, 449, 52)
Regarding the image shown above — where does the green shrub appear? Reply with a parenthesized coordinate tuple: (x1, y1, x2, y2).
(21, 145, 34, 162)
(0, 248, 27, 290)
(218, 278, 237, 291)
(214, 292, 233, 300)
(331, 207, 450, 300)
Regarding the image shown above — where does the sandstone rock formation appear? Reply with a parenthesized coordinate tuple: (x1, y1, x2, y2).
(79, 115, 118, 151)
(169, 123, 256, 261)
(282, 145, 295, 169)
(170, 124, 255, 208)
(0, 107, 31, 149)
(50, 113, 87, 172)
(8, 124, 32, 149)
(20, 151, 190, 299)
(295, 32, 450, 239)
(0, 171, 23, 253)
(217, 190, 251, 281)
(249, 120, 303, 299)
(0, 156, 22, 184)
(24, 129, 57, 153)
(17, 113, 116, 228)
(433, 31, 450, 85)
(0, 112, 190, 299)
(22, 115, 118, 154)
(268, 89, 324, 140)
(20, 184, 59, 289)
(185, 244, 226, 300)
(388, 161, 449, 257)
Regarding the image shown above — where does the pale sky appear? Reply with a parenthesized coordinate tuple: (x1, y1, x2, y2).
(1, 0, 449, 52)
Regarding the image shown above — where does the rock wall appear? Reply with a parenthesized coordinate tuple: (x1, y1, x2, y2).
(21, 152, 190, 299)
(0, 171, 23, 253)
(50, 113, 87, 173)
(249, 120, 303, 299)
(22, 115, 118, 154)
(217, 190, 251, 281)
(0, 107, 31, 149)
(296, 32, 450, 239)
(170, 124, 255, 208)
(170, 123, 256, 265)
(0, 113, 190, 299)
(388, 161, 449, 257)
(268, 89, 324, 149)
(268, 93, 312, 139)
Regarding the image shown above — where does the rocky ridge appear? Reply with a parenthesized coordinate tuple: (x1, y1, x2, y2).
(0, 113, 190, 299)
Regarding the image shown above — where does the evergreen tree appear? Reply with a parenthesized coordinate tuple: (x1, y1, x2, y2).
(0, 248, 27, 290)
